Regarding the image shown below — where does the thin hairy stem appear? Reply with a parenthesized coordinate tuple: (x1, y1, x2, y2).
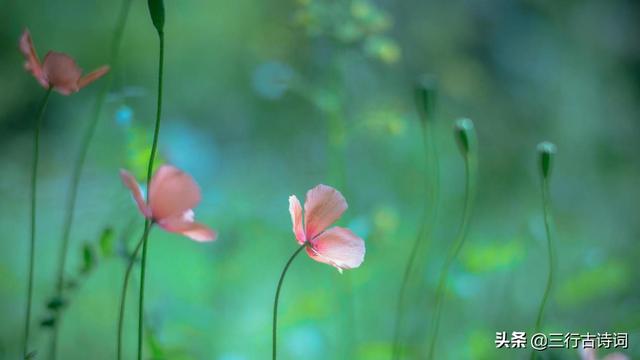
(24, 87, 53, 359)
(50, 2, 134, 357)
(117, 228, 146, 360)
(426, 154, 476, 360)
(391, 120, 440, 359)
(272, 244, 306, 360)
(529, 178, 554, 360)
(137, 30, 165, 360)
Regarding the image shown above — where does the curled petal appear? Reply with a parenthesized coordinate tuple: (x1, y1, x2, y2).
(148, 165, 201, 220)
(120, 169, 151, 218)
(303, 184, 347, 241)
(306, 227, 365, 272)
(19, 29, 47, 87)
(289, 195, 305, 244)
(78, 65, 110, 89)
(42, 51, 82, 95)
(158, 211, 217, 242)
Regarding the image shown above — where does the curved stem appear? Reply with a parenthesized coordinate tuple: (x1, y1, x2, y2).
(117, 228, 146, 360)
(272, 244, 306, 360)
(426, 154, 476, 360)
(137, 30, 165, 360)
(391, 120, 439, 359)
(24, 87, 52, 359)
(50, 2, 134, 358)
(529, 178, 554, 360)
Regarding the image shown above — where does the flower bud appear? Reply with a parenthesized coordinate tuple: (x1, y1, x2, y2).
(148, 0, 165, 34)
(414, 75, 437, 124)
(454, 118, 475, 156)
(537, 141, 557, 179)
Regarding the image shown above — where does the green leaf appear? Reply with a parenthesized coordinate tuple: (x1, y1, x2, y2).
(148, 0, 165, 34)
(99, 227, 115, 257)
(81, 243, 96, 274)
(40, 317, 56, 328)
(46, 297, 67, 311)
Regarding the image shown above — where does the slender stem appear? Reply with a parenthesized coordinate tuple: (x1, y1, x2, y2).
(117, 228, 146, 360)
(272, 243, 306, 360)
(23, 87, 53, 359)
(49, 2, 134, 358)
(529, 178, 554, 360)
(137, 30, 165, 360)
(426, 154, 476, 360)
(391, 120, 439, 359)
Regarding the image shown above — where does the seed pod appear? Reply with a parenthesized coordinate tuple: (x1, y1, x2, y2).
(148, 0, 165, 34)
(414, 75, 437, 124)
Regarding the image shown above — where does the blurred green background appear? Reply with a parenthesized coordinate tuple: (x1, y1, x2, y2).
(1, 0, 638, 359)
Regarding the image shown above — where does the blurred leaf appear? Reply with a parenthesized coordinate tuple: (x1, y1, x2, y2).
(99, 227, 115, 257)
(40, 317, 56, 328)
(462, 239, 525, 273)
(81, 243, 96, 274)
(557, 260, 630, 306)
(46, 297, 67, 311)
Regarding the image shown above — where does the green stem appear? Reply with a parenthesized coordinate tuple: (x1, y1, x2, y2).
(24, 87, 53, 359)
(529, 178, 554, 360)
(272, 243, 306, 360)
(117, 228, 146, 360)
(50, 1, 134, 357)
(391, 120, 440, 359)
(426, 154, 476, 360)
(137, 30, 165, 360)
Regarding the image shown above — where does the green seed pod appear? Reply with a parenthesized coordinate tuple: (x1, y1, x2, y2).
(537, 141, 557, 179)
(148, 0, 165, 34)
(454, 118, 475, 156)
(414, 75, 437, 124)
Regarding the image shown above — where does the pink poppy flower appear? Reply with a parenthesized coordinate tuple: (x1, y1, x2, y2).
(120, 165, 216, 242)
(19, 28, 109, 95)
(289, 184, 365, 272)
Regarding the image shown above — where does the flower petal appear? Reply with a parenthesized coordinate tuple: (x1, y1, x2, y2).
(148, 165, 201, 220)
(42, 51, 82, 95)
(603, 354, 630, 360)
(289, 195, 305, 244)
(19, 29, 47, 88)
(120, 169, 151, 218)
(306, 227, 365, 272)
(303, 184, 347, 241)
(78, 65, 110, 89)
(158, 212, 217, 242)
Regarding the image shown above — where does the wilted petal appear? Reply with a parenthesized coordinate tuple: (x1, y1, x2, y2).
(306, 227, 365, 272)
(303, 184, 347, 240)
(289, 195, 305, 244)
(19, 29, 47, 87)
(120, 169, 151, 217)
(158, 211, 217, 242)
(78, 65, 110, 89)
(42, 51, 82, 95)
(148, 165, 201, 220)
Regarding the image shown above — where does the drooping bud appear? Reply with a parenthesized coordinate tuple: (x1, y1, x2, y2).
(537, 141, 557, 179)
(148, 0, 165, 34)
(454, 118, 475, 156)
(414, 75, 437, 124)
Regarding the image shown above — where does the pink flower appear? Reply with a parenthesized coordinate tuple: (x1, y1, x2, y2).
(289, 184, 365, 272)
(580, 346, 629, 360)
(120, 165, 216, 242)
(19, 28, 109, 95)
